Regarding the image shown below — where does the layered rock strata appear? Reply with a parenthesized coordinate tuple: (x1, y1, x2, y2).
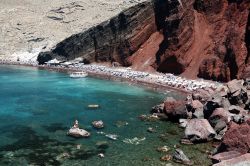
(38, 0, 250, 82)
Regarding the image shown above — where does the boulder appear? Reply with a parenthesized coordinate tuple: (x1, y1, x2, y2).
(213, 153, 250, 166)
(219, 122, 250, 154)
(186, 100, 204, 118)
(185, 119, 216, 142)
(227, 80, 248, 105)
(164, 97, 187, 120)
(211, 151, 243, 164)
(173, 149, 193, 165)
(227, 79, 244, 94)
(209, 108, 231, 127)
(67, 128, 90, 138)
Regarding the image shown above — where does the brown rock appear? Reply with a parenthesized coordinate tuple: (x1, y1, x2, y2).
(164, 97, 187, 120)
(219, 122, 250, 154)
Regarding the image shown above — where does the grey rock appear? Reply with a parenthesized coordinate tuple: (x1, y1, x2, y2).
(173, 149, 193, 165)
(185, 119, 216, 142)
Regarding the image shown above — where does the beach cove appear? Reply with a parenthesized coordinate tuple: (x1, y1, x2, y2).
(0, 64, 213, 165)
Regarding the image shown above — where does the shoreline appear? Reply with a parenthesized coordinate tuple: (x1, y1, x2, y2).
(0, 60, 223, 95)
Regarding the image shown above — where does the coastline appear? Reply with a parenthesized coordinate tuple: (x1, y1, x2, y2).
(0, 60, 223, 95)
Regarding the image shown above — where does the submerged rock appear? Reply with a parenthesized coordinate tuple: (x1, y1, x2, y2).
(122, 137, 145, 145)
(105, 134, 118, 141)
(185, 119, 216, 142)
(92, 120, 104, 129)
(172, 149, 193, 165)
(160, 154, 172, 161)
(157, 145, 170, 153)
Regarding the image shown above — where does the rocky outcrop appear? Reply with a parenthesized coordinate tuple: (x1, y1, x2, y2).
(218, 121, 250, 154)
(37, 1, 156, 65)
(37, 0, 250, 82)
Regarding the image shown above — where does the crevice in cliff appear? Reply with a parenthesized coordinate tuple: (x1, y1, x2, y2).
(224, 48, 238, 80)
(245, 12, 250, 64)
(157, 56, 184, 74)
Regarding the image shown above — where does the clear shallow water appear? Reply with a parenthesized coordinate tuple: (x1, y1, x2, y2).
(0, 65, 212, 166)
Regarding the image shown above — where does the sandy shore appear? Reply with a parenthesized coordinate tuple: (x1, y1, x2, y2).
(0, 59, 223, 94)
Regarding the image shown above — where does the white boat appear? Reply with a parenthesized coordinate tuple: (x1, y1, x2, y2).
(69, 71, 88, 78)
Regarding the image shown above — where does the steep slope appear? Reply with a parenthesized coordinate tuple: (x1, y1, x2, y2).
(38, 0, 250, 82)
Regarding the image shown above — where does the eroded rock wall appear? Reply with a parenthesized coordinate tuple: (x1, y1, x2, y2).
(38, 1, 157, 66)
(38, 0, 250, 82)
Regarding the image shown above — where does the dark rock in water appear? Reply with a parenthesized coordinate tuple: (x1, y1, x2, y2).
(211, 151, 242, 164)
(151, 103, 164, 113)
(218, 121, 250, 154)
(185, 119, 216, 142)
(213, 153, 250, 166)
(172, 149, 193, 165)
(164, 97, 187, 121)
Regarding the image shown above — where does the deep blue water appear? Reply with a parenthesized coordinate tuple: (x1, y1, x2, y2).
(0, 65, 212, 166)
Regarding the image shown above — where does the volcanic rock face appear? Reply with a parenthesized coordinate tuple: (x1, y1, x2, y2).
(38, 0, 250, 81)
(38, 1, 157, 65)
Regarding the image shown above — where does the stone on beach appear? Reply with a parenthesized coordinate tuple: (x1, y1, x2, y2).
(185, 119, 216, 142)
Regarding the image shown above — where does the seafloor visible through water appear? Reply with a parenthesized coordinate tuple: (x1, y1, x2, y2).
(0, 65, 213, 166)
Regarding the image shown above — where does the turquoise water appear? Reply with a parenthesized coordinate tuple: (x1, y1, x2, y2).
(0, 65, 212, 166)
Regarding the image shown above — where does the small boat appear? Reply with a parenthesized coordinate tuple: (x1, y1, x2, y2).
(88, 104, 100, 109)
(69, 72, 88, 78)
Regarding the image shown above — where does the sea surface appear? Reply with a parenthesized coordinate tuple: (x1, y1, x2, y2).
(0, 65, 212, 166)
